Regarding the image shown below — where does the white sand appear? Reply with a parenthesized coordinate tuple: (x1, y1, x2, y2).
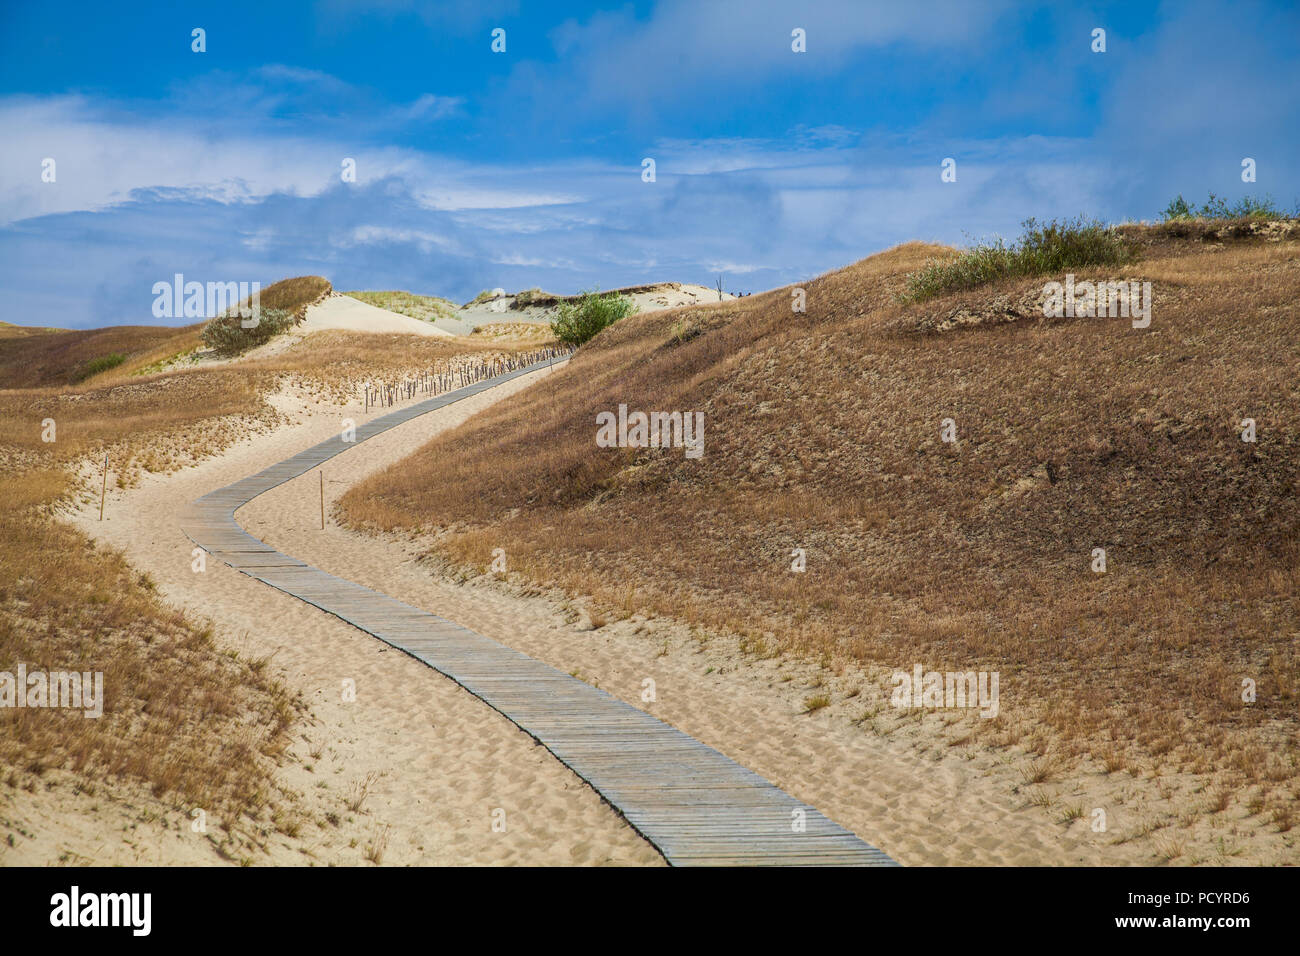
(300, 295, 454, 337)
(22, 367, 659, 866)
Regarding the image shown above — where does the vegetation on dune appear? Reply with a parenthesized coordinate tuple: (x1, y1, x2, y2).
(466, 289, 501, 307)
(549, 288, 637, 346)
(197, 275, 334, 358)
(0, 322, 548, 854)
(0, 369, 297, 843)
(1160, 192, 1294, 222)
(200, 307, 295, 356)
(0, 481, 300, 825)
(0, 321, 63, 338)
(469, 321, 556, 343)
(343, 290, 459, 323)
(342, 226, 1300, 857)
(0, 275, 335, 388)
(902, 217, 1136, 303)
(0, 324, 199, 389)
(72, 352, 127, 382)
(512, 287, 552, 308)
(255, 275, 331, 319)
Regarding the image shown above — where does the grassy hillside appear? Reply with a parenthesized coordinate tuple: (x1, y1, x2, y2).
(0, 275, 335, 389)
(0, 320, 64, 338)
(0, 325, 199, 388)
(0, 363, 295, 852)
(341, 228, 1300, 824)
(0, 315, 547, 856)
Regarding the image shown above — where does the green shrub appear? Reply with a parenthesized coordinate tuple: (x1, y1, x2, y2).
(902, 217, 1135, 303)
(1161, 195, 1194, 221)
(1161, 192, 1286, 222)
(550, 290, 636, 346)
(73, 352, 127, 382)
(200, 307, 294, 356)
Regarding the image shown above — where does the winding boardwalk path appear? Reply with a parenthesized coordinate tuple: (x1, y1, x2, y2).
(181, 359, 896, 866)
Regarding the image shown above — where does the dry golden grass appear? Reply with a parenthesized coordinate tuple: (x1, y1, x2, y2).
(0, 320, 63, 338)
(261, 329, 538, 385)
(341, 231, 1300, 804)
(0, 315, 548, 843)
(470, 322, 557, 344)
(0, 324, 200, 388)
(255, 275, 331, 319)
(0, 276, 334, 390)
(0, 363, 293, 836)
(0, 471, 300, 817)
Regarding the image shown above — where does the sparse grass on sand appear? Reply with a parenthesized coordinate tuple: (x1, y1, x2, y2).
(0, 371, 298, 842)
(341, 225, 1300, 836)
(469, 322, 557, 344)
(0, 314, 548, 851)
(343, 290, 460, 324)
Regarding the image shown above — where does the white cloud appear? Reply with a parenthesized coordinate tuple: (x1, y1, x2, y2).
(347, 225, 458, 253)
(0, 94, 588, 226)
(536, 0, 1013, 111)
(396, 93, 465, 121)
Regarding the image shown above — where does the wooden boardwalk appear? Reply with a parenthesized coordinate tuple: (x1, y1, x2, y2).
(181, 359, 896, 866)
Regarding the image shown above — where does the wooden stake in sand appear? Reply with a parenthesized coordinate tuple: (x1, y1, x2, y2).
(99, 454, 108, 520)
(320, 472, 325, 530)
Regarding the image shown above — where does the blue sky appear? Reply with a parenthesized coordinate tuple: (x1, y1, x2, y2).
(1, 0, 1297, 328)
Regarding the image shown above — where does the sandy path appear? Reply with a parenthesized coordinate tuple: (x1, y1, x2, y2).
(68, 367, 661, 866)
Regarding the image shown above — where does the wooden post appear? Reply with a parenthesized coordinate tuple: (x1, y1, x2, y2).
(99, 454, 108, 520)
(320, 472, 325, 530)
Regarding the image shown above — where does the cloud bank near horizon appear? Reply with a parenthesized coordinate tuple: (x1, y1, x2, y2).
(0, 0, 1296, 328)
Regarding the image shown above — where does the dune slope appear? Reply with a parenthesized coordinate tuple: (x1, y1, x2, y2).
(341, 233, 1300, 862)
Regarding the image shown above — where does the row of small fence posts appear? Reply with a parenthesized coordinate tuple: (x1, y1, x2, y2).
(362, 344, 573, 411)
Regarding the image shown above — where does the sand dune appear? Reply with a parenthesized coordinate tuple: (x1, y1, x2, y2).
(50, 359, 1271, 865)
(231, 396, 1148, 867)
(59, 368, 659, 866)
(43, 370, 1149, 864)
(301, 295, 455, 337)
(452, 282, 734, 333)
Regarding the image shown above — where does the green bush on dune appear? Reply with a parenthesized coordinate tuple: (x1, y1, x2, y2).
(200, 307, 294, 356)
(549, 289, 636, 346)
(1160, 192, 1290, 222)
(902, 216, 1135, 303)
